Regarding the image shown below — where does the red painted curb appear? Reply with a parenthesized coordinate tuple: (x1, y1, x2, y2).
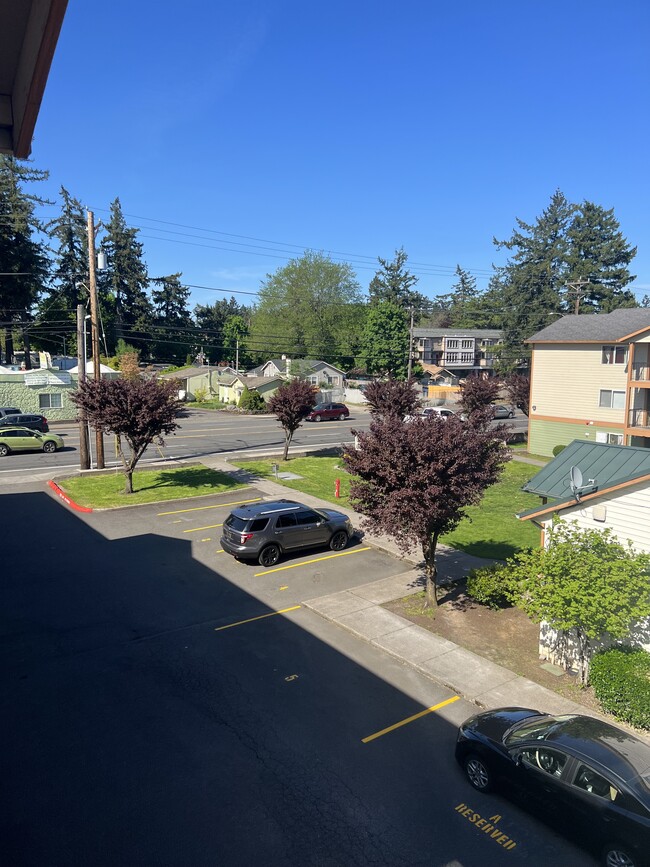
(47, 480, 93, 513)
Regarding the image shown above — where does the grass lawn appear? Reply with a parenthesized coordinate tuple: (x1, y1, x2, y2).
(440, 460, 541, 559)
(234, 457, 352, 506)
(235, 456, 542, 559)
(59, 465, 246, 509)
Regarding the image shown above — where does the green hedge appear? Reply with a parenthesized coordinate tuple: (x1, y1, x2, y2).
(552, 444, 567, 456)
(590, 647, 650, 730)
(466, 563, 518, 609)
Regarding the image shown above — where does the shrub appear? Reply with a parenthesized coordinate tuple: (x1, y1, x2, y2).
(552, 444, 566, 456)
(238, 387, 266, 412)
(590, 647, 650, 730)
(193, 385, 208, 403)
(466, 563, 519, 609)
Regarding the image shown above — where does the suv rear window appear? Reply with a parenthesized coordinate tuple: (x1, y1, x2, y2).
(225, 514, 249, 532)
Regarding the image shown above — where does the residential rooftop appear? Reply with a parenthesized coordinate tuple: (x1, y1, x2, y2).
(527, 308, 650, 344)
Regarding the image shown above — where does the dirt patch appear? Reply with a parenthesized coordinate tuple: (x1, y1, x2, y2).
(383, 584, 601, 713)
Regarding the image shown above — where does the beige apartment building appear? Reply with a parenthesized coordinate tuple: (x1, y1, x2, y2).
(527, 309, 650, 456)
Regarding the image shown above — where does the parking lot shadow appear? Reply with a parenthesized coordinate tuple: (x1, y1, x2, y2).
(0, 490, 591, 867)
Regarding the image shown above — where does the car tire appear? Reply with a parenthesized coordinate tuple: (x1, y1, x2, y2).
(508, 411, 514, 418)
(602, 843, 638, 867)
(338, 413, 346, 421)
(258, 544, 281, 568)
(314, 414, 322, 422)
(464, 753, 492, 792)
(330, 530, 348, 551)
(0, 443, 9, 457)
(43, 441, 57, 453)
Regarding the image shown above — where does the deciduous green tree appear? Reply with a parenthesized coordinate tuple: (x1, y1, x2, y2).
(250, 251, 363, 365)
(359, 301, 409, 378)
(506, 520, 650, 684)
(268, 379, 317, 460)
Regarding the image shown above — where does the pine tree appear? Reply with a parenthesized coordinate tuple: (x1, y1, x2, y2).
(37, 186, 88, 356)
(368, 247, 427, 311)
(150, 272, 193, 364)
(565, 201, 637, 312)
(98, 198, 152, 356)
(194, 296, 248, 364)
(0, 156, 51, 365)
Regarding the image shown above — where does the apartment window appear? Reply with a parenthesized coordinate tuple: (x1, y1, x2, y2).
(461, 339, 473, 349)
(446, 352, 459, 364)
(602, 345, 627, 364)
(599, 389, 625, 409)
(39, 393, 62, 409)
(607, 433, 623, 445)
(460, 352, 474, 364)
(446, 339, 459, 349)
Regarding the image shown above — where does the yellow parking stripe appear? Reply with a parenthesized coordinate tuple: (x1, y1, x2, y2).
(254, 546, 370, 577)
(183, 523, 222, 533)
(214, 605, 301, 631)
(158, 497, 261, 516)
(362, 696, 460, 743)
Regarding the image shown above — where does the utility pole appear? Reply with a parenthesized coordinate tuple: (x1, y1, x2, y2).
(566, 278, 591, 315)
(77, 303, 91, 470)
(235, 339, 239, 373)
(87, 210, 105, 468)
(406, 306, 415, 379)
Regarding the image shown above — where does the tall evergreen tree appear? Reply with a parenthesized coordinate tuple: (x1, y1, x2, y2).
(194, 296, 249, 364)
(98, 198, 152, 356)
(150, 272, 193, 364)
(564, 201, 637, 312)
(0, 156, 51, 365)
(36, 186, 88, 356)
(435, 265, 484, 327)
(368, 247, 427, 311)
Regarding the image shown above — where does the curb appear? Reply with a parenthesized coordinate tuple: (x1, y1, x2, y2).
(47, 480, 93, 513)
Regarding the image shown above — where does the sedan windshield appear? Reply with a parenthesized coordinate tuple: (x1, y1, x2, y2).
(504, 714, 576, 746)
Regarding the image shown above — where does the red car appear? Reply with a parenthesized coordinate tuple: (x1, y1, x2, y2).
(306, 402, 350, 422)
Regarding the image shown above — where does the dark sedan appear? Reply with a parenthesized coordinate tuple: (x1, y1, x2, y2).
(455, 708, 650, 867)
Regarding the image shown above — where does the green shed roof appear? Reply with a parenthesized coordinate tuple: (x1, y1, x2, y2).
(517, 440, 650, 520)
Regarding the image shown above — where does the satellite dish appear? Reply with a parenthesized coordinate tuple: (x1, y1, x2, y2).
(569, 466, 583, 492)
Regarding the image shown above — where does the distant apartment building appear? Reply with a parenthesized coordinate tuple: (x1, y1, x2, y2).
(413, 328, 503, 375)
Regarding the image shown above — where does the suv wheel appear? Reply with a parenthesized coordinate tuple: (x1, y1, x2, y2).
(43, 441, 56, 453)
(464, 754, 492, 792)
(602, 844, 638, 867)
(314, 414, 322, 422)
(258, 544, 281, 568)
(0, 443, 9, 456)
(338, 413, 346, 421)
(330, 530, 348, 551)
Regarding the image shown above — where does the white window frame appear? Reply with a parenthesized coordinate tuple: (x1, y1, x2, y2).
(602, 345, 627, 365)
(599, 389, 625, 409)
(39, 393, 62, 409)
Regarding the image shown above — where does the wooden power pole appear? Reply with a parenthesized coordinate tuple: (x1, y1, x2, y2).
(77, 303, 90, 470)
(87, 210, 105, 468)
(566, 278, 591, 315)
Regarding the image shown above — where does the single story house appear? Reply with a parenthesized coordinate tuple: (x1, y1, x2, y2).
(0, 363, 118, 421)
(250, 358, 347, 388)
(517, 439, 650, 660)
(217, 374, 284, 405)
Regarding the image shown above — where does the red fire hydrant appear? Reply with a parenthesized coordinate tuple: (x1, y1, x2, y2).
(335, 478, 341, 498)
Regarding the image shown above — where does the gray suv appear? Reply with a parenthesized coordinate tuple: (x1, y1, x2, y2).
(220, 499, 354, 567)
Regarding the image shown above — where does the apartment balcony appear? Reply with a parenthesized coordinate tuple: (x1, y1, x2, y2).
(627, 407, 650, 431)
(631, 360, 650, 383)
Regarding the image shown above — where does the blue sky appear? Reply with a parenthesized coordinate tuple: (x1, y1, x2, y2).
(31, 0, 650, 310)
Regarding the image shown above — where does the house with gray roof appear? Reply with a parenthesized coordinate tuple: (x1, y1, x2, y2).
(249, 358, 346, 388)
(526, 309, 650, 456)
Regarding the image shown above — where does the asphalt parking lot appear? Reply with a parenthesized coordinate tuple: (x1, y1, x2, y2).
(2, 482, 594, 866)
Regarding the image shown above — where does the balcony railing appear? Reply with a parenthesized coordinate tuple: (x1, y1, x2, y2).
(628, 407, 650, 428)
(631, 361, 650, 382)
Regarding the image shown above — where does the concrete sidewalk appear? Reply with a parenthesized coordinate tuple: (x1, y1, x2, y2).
(204, 453, 650, 743)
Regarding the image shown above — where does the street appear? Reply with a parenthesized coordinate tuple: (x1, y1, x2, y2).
(0, 480, 592, 866)
(0, 406, 530, 479)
